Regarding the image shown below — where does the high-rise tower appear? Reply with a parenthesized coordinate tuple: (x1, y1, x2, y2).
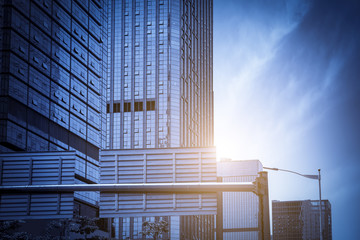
(0, 0, 108, 217)
(106, 0, 214, 150)
(106, 0, 214, 238)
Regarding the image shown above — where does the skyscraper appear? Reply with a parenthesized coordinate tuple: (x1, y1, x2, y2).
(272, 200, 332, 240)
(106, 0, 214, 238)
(106, 0, 214, 150)
(0, 0, 108, 217)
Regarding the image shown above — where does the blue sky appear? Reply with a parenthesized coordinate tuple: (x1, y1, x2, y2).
(213, 0, 360, 238)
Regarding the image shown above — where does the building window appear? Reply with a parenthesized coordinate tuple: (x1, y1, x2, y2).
(124, 102, 131, 112)
(134, 102, 143, 111)
(146, 101, 155, 111)
(113, 103, 121, 113)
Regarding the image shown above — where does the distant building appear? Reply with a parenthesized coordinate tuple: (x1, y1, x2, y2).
(272, 200, 332, 240)
(217, 159, 263, 240)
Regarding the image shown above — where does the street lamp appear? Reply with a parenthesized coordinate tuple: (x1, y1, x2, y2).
(264, 167, 322, 240)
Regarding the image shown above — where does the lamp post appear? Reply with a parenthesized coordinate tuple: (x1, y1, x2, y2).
(263, 167, 322, 240)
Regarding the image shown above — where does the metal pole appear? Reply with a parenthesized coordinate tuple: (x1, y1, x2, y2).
(216, 177, 223, 240)
(263, 167, 318, 179)
(257, 171, 270, 240)
(216, 191, 223, 240)
(0, 182, 256, 194)
(318, 169, 322, 240)
(264, 167, 321, 239)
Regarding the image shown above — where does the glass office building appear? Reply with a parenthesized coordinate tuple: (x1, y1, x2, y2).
(106, 0, 214, 150)
(0, 0, 108, 215)
(106, 0, 214, 238)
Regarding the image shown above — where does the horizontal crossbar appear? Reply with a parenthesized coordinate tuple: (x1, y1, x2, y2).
(0, 182, 256, 194)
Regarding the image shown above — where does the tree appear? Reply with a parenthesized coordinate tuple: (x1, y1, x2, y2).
(70, 216, 99, 240)
(0, 220, 30, 240)
(141, 219, 168, 240)
(46, 216, 105, 240)
(46, 218, 74, 240)
(0, 217, 106, 240)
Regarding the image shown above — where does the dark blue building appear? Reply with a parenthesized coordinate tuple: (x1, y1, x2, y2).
(0, 0, 108, 217)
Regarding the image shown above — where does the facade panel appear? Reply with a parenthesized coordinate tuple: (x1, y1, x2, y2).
(99, 147, 217, 218)
(0, 151, 76, 219)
